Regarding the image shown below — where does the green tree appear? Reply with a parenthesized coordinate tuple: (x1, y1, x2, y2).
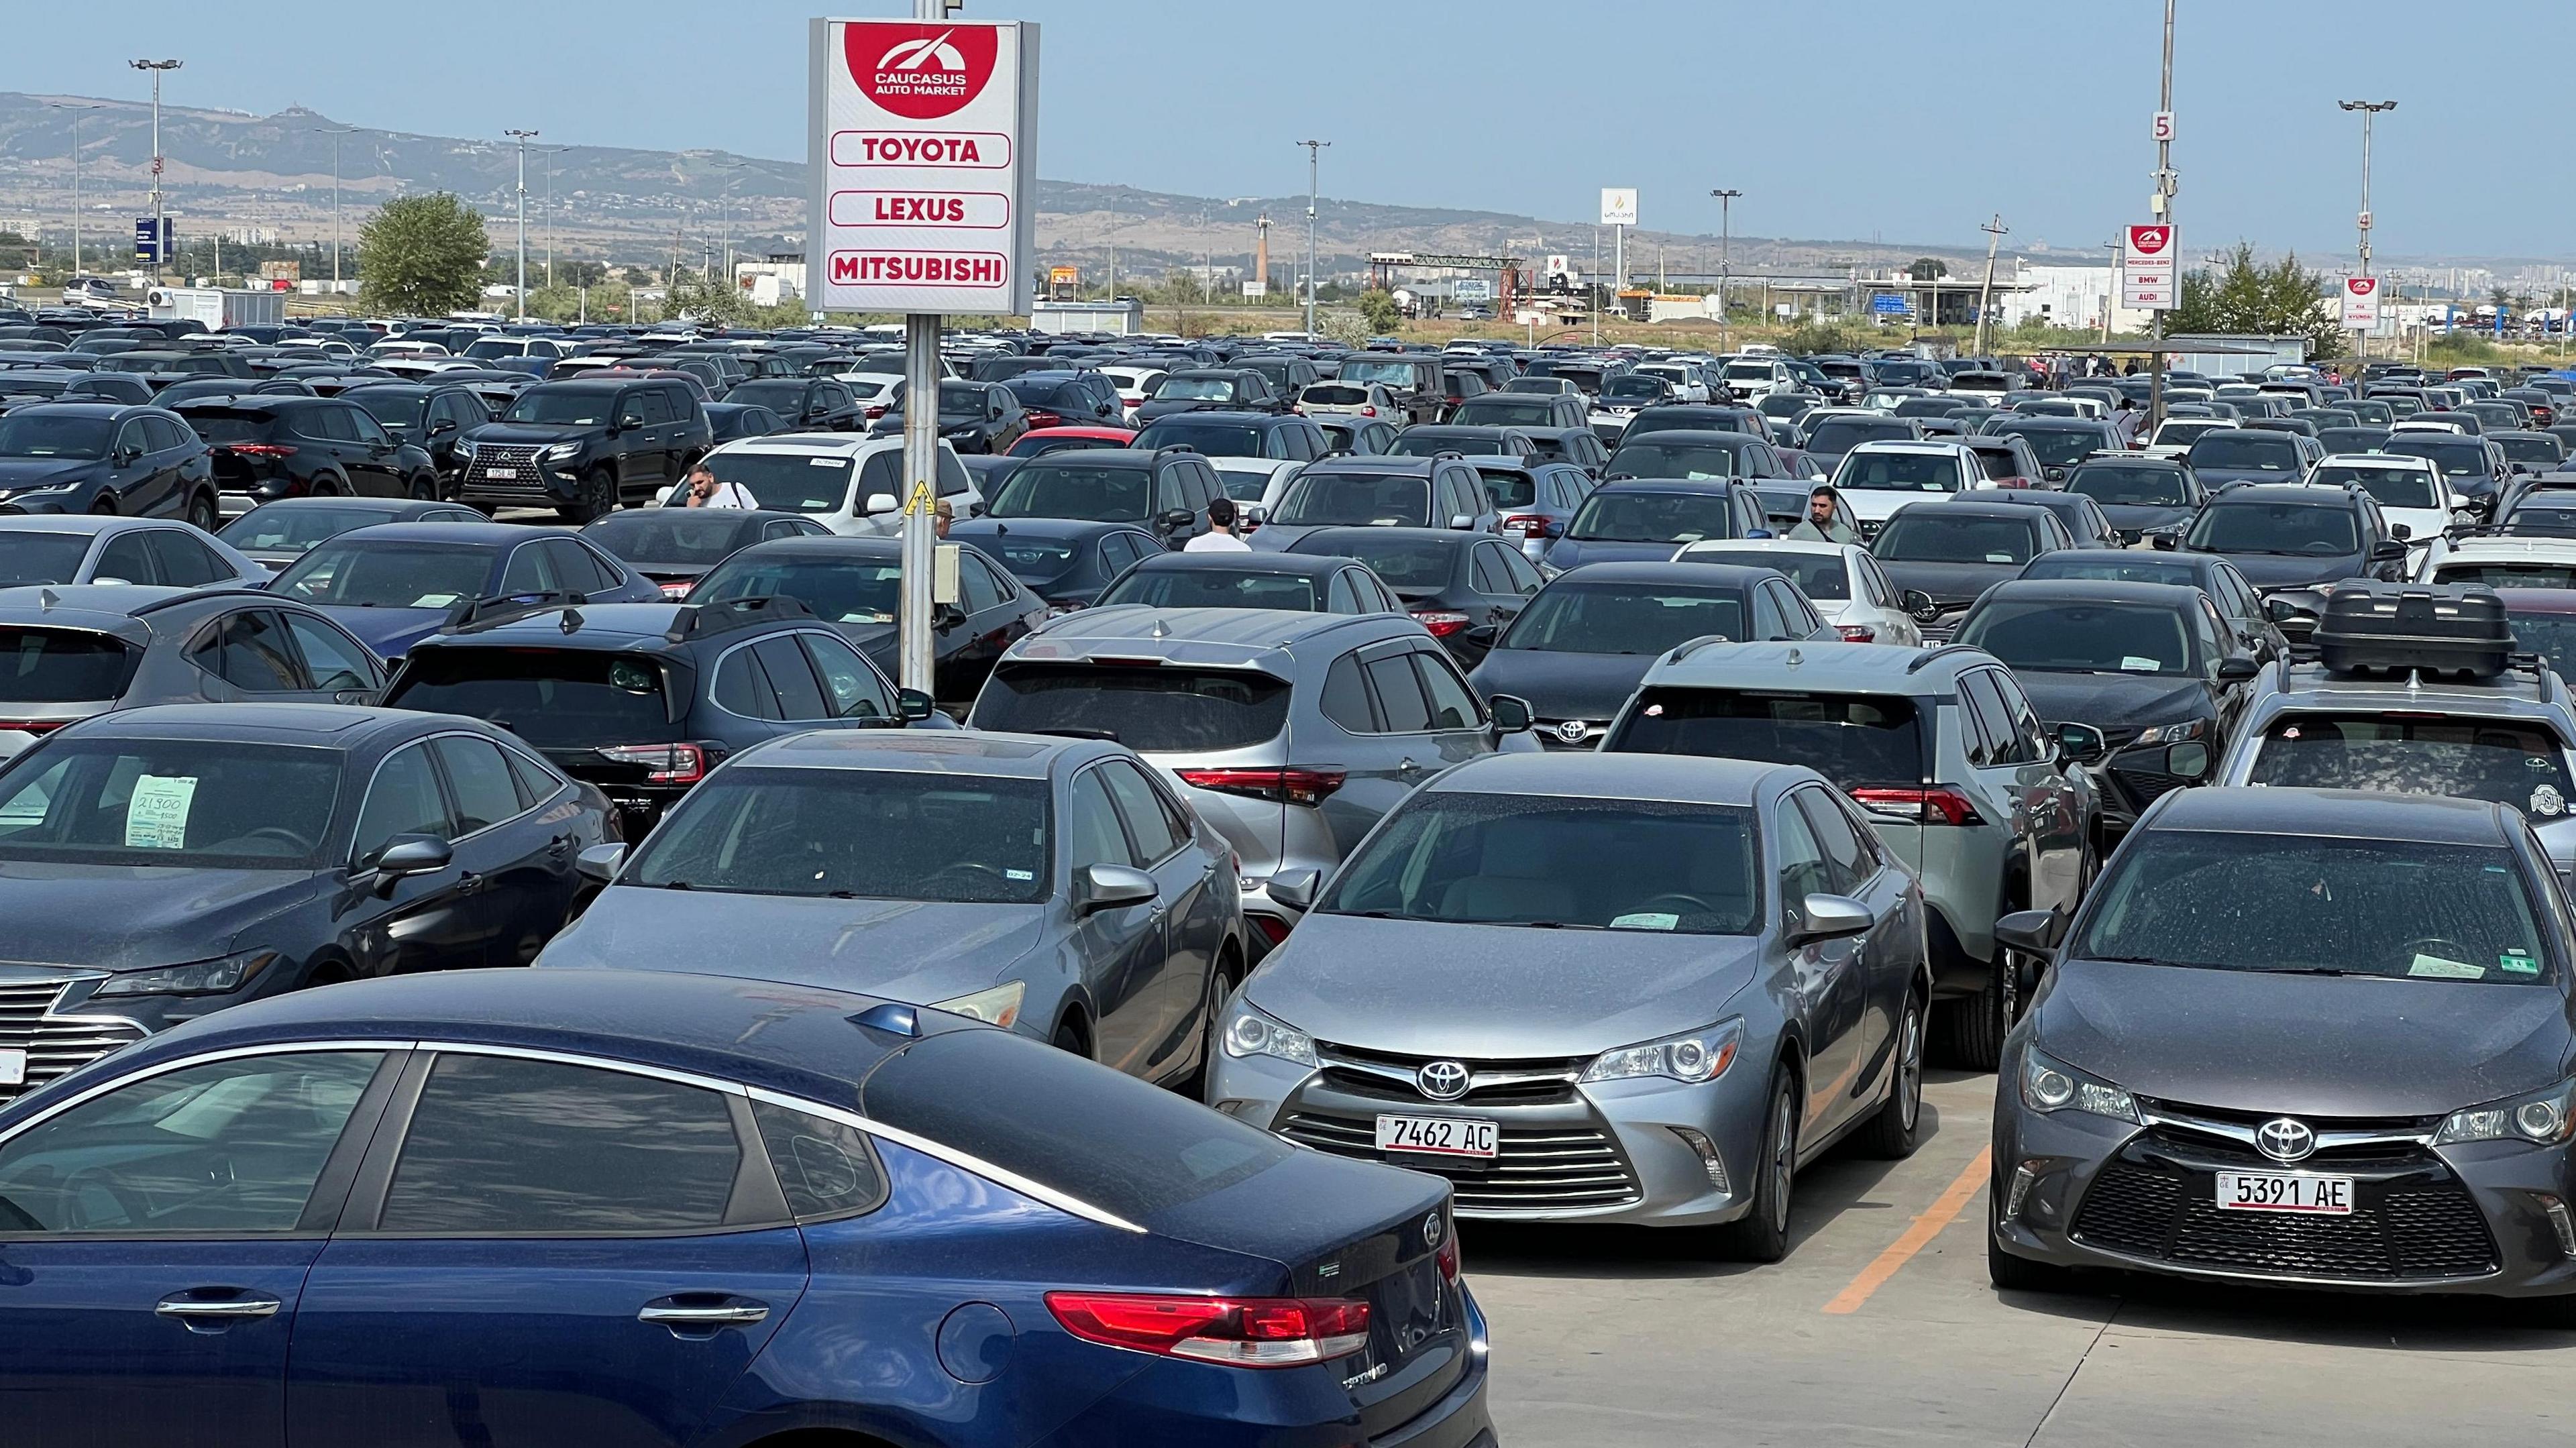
(357, 193, 490, 317)
(1906, 256, 1949, 281)
(1356, 288, 1402, 333)
(2163, 242, 2337, 359)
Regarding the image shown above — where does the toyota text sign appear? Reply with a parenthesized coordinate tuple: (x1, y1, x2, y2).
(810, 17, 1038, 315)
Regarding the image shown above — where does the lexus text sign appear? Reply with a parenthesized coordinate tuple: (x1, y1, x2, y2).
(2341, 275, 2381, 329)
(810, 17, 1039, 315)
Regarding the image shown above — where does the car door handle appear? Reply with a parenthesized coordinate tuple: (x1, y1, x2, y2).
(548, 834, 576, 858)
(639, 1299, 769, 1329)
(157, 1292, 282, 1323)
(457, 871, 486, 893)
(1397, 758, 1423, 774)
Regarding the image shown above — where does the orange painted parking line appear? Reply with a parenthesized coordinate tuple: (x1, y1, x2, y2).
(1821, 1145, 1992, 1315)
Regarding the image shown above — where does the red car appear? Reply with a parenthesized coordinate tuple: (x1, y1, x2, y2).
(1007, 425, 1136, 459)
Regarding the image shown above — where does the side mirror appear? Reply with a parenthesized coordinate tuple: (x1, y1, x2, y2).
(2216, 655, 2259, 685)
(2391, 522, 2413, 541)
(2263, 595, 2304, 622)
(1448, 514, 1475, 529)
(1788, 893, 1874, 948)
(1073, 862, 1159, 915)
(2149, 531, 2179, 551)
(1488, 693, 1534, 732)
(931, 601, 967, 630)
(370, 833, 453, 893)
(429, 419, 457, 437)
(2371, 539, 2408, 562)
(1159, 508, 1195, 530)
(1994, 907, 2063, 956)
(2162, 740, 2212, 781)
(2053, 720, 2109, 766)
(1266, 867, 1322, 912)
(896, 687, 935, 722)
(575, 842, 626, 883)
(618, 413, 645, 430)
(864, 492, 899, 515)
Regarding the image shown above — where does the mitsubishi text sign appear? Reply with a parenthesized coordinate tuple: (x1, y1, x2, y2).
(810, 17, 1038, 315)
(2341, 275, 2381, 329)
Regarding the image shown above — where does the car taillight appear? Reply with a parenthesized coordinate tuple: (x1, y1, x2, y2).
(1847, 785, 1983, 826)
(1175, 767, 1346, 807)
(1026, 410, 1061, 427)
(1411, 610, 1472, 638)
(596, 742, 706, 784)
(864, 404, 886, 419)
(1044, 1292, 1371, 1368)
(1436, 1228, 1460, 1284)
(1360, 405, 1377, 417)
(1501, 513, 1554, 538)
(1992, 476, 2031, 489)
(658, 579, 696, 599)
(1247, 911, 1293, 947)
(1834, 624, 1877, 642)
(222, 443, 297, 458)
(0, 719, 68, 734)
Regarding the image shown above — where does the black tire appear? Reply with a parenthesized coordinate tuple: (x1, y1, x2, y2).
(309, 476, 341, 498)
(1935, 956, 2015, 1071)
(560, 467, 616, 524)
(1052, 1016, 1090, 1060)
(408, 474, 437, 501)
(183, 492, 217, 532)
(1177, 950, 1242, 1101)
(1988, 1199, 2080, 1294)
(89, 497, 119, 516)
(1714, 1066, 1798, 1262)
(1858, 993, 1927, 1159)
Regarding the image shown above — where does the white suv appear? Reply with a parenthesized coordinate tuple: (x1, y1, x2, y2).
(672, 433, 981, 536)
(1827, 440, 1989, 537)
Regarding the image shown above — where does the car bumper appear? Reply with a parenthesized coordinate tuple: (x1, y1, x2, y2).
(1210, 1048, 1770, 1226)
(1992, 1082, 2576, 1298)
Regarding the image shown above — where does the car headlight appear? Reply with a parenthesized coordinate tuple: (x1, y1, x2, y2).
(2132, 718, 2207, 746)
(2019, 1046, 2141, 1123)
(1223, 1000, 1317, 1067)
(539, 442, 581, 463)
(927, 980, 1025, 1029)
(94, 948, 280, 998)
(2435, 1076, 2576, 1146)
(458, 439, 480, 457)
(1581, 1018, 1743, 1086)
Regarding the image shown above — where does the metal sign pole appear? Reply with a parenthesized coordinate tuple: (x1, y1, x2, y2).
(900, 312, 939, 694)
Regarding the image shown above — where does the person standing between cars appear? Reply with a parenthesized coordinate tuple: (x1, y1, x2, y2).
(2114, 396, 2143, 447)
(682, 462, 757, 508)
(934, 498, 953, 539)
(1185, 495, 1252, 552)
(1788, 484, 1858, 545)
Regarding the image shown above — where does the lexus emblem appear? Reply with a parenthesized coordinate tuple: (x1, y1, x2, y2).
(1424, 1213, 1446, 1249)
(1554, 719, 1591, 745)
(2256, 1117, 2316, 1163)
(1416, 1060, 1470, 1101)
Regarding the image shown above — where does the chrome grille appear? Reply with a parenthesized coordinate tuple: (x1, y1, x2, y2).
(0, 977, 146, 1103)
(1314, 1041, 1585, 1107)
(1279, 1111, 1642, 1213)
(462, 443, 555, 502)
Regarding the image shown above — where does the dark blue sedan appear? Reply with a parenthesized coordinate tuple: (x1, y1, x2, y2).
(0, 970, 1494, 1448)
(266, 519, 661, 660)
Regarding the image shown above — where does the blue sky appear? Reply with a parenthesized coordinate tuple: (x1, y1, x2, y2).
(12, 1, 2565, 262)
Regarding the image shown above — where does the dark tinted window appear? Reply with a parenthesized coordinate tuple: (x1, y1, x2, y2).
(2186, 501, 2359, 556)
(0, 627, 140, 702)
(1609, 687, 1926, 786)
(435, 734, 525, 832)
(1873, 513, 2043, 565)
(1415, 651, 1483, 729)
(803, 633, 894, 719)
(752, 636, 830, 720)
(0, 532, 98, 586)
(1271, 470, 1431, 527)
(2186, 433, 2303, 472)
(146, 530, 229, 586)
(386, 649, 680, 749)
(1796, 787, 1877, 894)
(751, 1100, 885, 1219)
(0, 738, 342, 868)
(1501, 581, 1746, 654)
(973, 664, 1290, 753)
(377, 1054, 741, 1233)
(2068, 464, 2190, 506)
(1097, 566, 1319, 612)
(1322, 653, 1376, 731)
(189, 609, 305, 692)
(352, 742, 452, 865)
(714, 649, 781, 719)
(1366, 653, 1434, 732)
(93, 533, 154, 586)
(1099, 759, 1185, 861)
(274, 541, 492, 608)
(1566, 490, 1737, 543)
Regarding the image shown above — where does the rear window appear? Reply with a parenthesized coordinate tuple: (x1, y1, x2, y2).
(2186, 433, 2302, 471)
(1096, 568, 1319, 612)
(1807, 419, 1912, 454)
(1454, 396, 1555, 425)
(0, 627, 140, 703)
(861, 1027, 1289, 1223)
(971, 663, 1289, 753)
(583, 511, 752, 566)
(1872, 513, 2042, 565)
(1609, 686, 1927, 786)
(1271, 471, 1430, 528)
(2243, 712, 2574, 814)
(386, 649, 682, 749)
(0, 533, 96, 586)
(179, 408, 280, 445)
(2069, 464, 2188, 506)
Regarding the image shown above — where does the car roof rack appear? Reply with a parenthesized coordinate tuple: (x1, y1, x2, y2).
(662, 592, 813, 643)
(1904, 643, 1986, 674)
(441, 590, 594, 634)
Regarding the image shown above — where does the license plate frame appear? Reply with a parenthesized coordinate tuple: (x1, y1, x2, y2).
(484, 467, 517, 480)
(2214, 1170, 2355, 1215)
(1375, 1113, 1499, 1160)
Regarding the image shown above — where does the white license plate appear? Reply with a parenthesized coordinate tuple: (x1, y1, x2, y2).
(2215, 1170, 2353, 1215)
(0, 1048, 23, 1087)
(485, 467, 516, 479)
(1375, 1114, 1497, 1160)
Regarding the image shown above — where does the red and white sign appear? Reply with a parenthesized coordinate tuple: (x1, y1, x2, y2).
(2123, 225, 2176, 265)
(812, 17, 1037, 315)
(2121, 223, 2178, 312)
(2342, 275, 2381, 329)
(2151, 111, 2175, 143)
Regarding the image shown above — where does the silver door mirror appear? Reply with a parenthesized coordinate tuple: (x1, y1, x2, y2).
(576, 842, 627, 883)
(864, 492, 899, 514)
(1788, 893, 1874, 948)
(1074, 862, 1158, 915)
(1266, 867, 1322, 912)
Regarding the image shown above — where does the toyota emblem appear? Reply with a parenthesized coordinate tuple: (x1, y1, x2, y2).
(1416, 1060, 1470, 1101)
(1553, 719, 1591, 745)
(2255, 1117, 2316, 1163)
(1423, 1213, 1446, 1249)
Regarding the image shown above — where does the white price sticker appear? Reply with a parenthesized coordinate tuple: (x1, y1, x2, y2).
(125, 774, 198, 850)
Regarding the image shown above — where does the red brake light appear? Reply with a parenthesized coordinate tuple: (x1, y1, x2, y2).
(1175, 767, 1346, 807)
(1247, 911, 1293, 947)
(1411, 610, 1472, 638)
(1834, 624, 1878, 643)
(1045, 1292, 1370, 1368)
(222, 443, 297, 458)
(1501, 514, 1554, 538)
(1436, 1226, 1460, 1284)
(658, 579, 696, 600)
(1847, 785, 1983, 826)
(596, 742, 706, 784)
(1360, 405, 1377, 417)
(1026, 410, 1062, 427)
(0, 720, 68, 734)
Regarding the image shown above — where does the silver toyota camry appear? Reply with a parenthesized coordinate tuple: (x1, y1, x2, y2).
(1208, 751, 1931, 1258)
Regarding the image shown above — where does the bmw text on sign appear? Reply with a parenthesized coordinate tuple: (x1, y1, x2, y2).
(810, 17, 1039, 315)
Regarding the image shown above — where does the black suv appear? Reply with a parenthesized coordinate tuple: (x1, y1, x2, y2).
(722, 377, 863, 432)
(343, 382, 496, 491)
(458, 377, 712, 522)
(983, 445, 1225, 546)
(0, 403, 219, 525)
(174, 396, 441, 516)
(865, 378, 1028, 453)
(2171, 480, 2410, 594)
(1132, 368, 1289, 424)
(381, 595, 938, 832)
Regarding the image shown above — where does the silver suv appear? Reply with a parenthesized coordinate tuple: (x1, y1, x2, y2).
(1601, 640, 2101, 1067)
(967, 606, 1542, 955)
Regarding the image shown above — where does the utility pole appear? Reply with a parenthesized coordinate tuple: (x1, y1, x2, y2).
(505, 129, 537, 323)
(48, 103, 99, 281)
(896, 0, 958, 698)
(2148, 0, 2176, 429)
(2339, 100, 2394, 366)
(1709, 188, 1741, 349)
(310, 126, 356, 294)
(1974, 215, 2007, 357)
(130, 59, 182, 276)
(1297, 140, 1330, 337)
(2102, 237, 2122, 343)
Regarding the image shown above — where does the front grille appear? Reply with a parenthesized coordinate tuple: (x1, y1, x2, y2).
(1314, 1041, 1585, 1107)
(461, 443, 557, 503)
(0, 977, 147, 1104)
(1279, 1111, 1642, 1213)
(2072, 1155, 2498, 1282)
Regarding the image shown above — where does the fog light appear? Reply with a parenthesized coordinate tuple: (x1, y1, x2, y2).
(1669, 1127, 1729, 1193)
(2006, 1162, 2041, 1221)
(2540, 1194, 2576, 1259)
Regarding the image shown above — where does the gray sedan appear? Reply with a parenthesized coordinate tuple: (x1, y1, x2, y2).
(1208, 751, 1930, 1259)
(535, 728, 1248, 1088)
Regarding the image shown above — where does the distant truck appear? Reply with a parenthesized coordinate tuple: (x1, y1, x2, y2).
(146, 286, 287, 331)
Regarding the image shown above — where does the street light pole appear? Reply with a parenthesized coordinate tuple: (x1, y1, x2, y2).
(129, 59, 182, 275)
(1709, 188, 1741, 348)
(505, 129, 538, 322)
(1296, 140, 1329, 337)
(48, 103, 99, 280)
(2339, 100, 2395, 365)
(1974, 215, 2008, 357)
(310, 126, 356, 295)
(2147, 0, 2177, 431)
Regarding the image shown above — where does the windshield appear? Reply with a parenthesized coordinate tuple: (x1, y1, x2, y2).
(987, 463, 1151, 522)
(2186, 433, 2301, 472)
(699, 453, 853, 513)
(2314, 462, 2440, 510)
(1956, 600, 2194, 675)
(1499, 583, 1746, 655)
(347, 392, 428, 432)
(500, 389, 616, 425)
(1130, 419, 1263, 456)
(1603, 376, 1666, 402)
(1872, 514, 2041, 565)
(1095, 567, 1318, 612)
(2073, 831, 2549, 983)
(2383, 439, 2491, 479)
(623, 767, 1047, 904)
(583, 511, 753, 566)
(1567, 490, 1735, 544)
(1608, 440, 1745, 480)
(1476, 467, 1538, 509)
(696, 557, 899, 626)
(1807, 419, 1912, 455)
(1454, 396, 1555, 425)
(1337, 357, 1423, 388)
(2245, 714, 2576, 816)
(1682, 549, 1847, 600)
(1834, 450, 1962, 493)
(385, 649, 680, 750)
(0, 739, 340, 868)
(1609, 687, 1926, 784)
(0, 414, 112, 459)
(219, 504, 401, 557)
(2186, 501, 2358, 556)
(1316, 791, 1758, 934)
(972, 663, 1289, 753)
(1271, 471, 1429, 527)
(274, 540, 492, 608)
(1152, 376, 1239, 402)
(0, 626, 140, 702)
(0, 533, 96, 585)
(2000, 425, 2110, 467)
(2069, 464, 2188, 506)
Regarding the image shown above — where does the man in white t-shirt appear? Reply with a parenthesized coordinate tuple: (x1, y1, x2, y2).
(682, 463, 758, 509)
(1183, 496, 1251, 551)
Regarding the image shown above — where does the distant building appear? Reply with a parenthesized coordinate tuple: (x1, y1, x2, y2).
(2002, 265, 2155, 335)
(1032, 298, 1144, 335)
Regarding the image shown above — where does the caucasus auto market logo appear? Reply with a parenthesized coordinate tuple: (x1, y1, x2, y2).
(846, 22, 997, 120)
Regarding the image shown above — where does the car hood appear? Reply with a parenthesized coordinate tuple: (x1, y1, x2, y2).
(2092, 502, 2192, 535)
(316, 604, 453, 660)
(2006, 671, 2213, 734)
(539, 887, 1049, 1003)
(0, 458, 103, 491)
(1242, 913, 1760, 1058)
(2198, 549, 2363, 590)
(1544, 538, 1711, 570)
(0, 862, 324, 974)
(1466, 647, 1660, 724)
(1875, 558, 2027, 610)
(2035, 958, 2574, 1116)
(467, 421, 598, 446)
